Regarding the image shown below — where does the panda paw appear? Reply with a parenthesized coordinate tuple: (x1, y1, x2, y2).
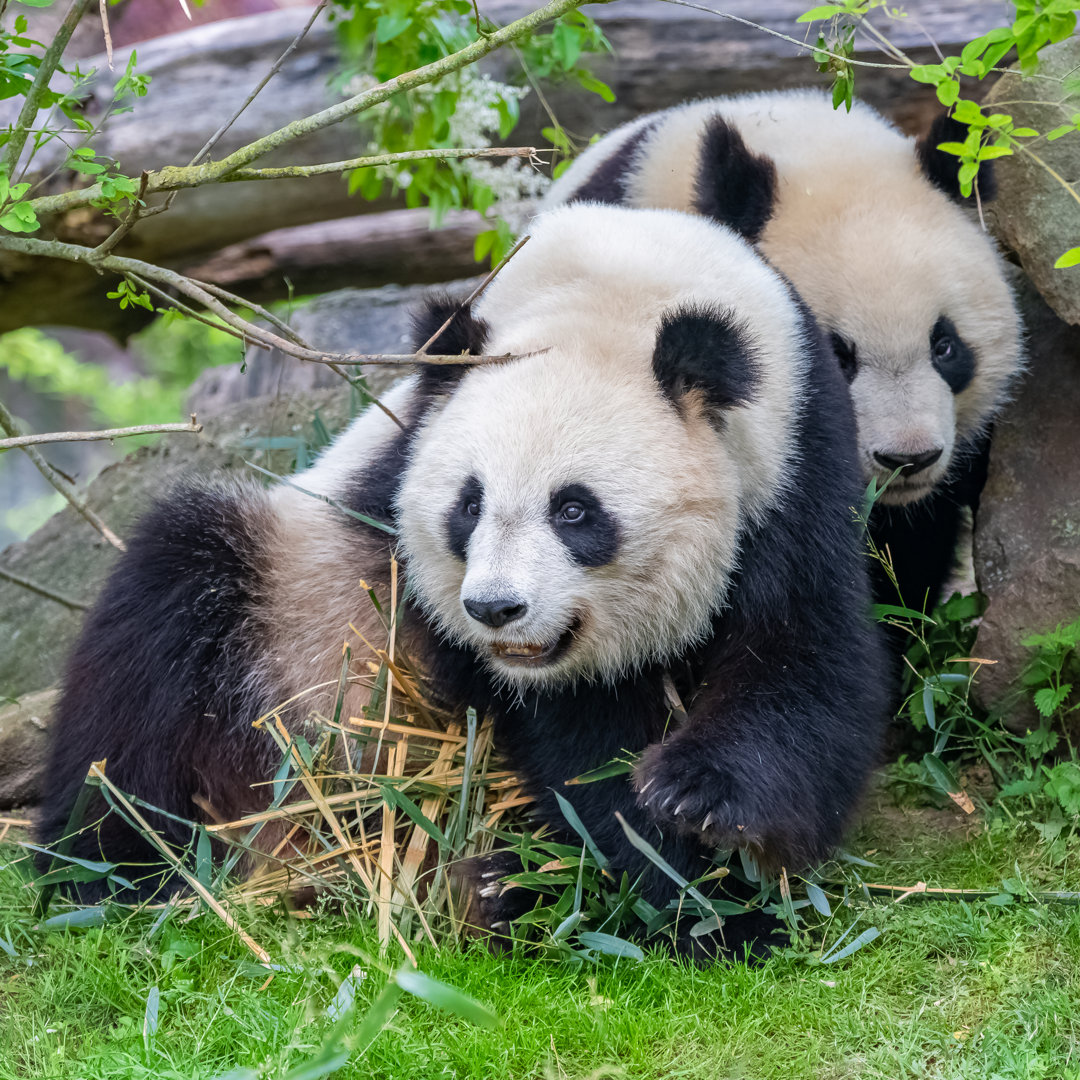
(634, 737, 765, 851)
(451, 849, 538, 949)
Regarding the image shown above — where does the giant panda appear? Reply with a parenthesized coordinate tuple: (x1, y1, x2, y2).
(38, 204, 887, 960)
(544, 90, 1024, 619)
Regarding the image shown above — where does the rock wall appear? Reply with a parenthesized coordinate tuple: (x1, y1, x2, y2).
(973, 273, 1080, 720)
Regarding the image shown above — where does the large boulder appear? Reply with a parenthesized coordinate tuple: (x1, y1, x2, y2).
(0, 387, 352, 703)
(0, 691, 56, 810)
(986, 38, 1080, 325)
(973, 271, 1080, 720)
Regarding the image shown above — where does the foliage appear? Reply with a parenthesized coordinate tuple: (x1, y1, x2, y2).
(7, 797, 1080, 1078)
(0, 319, 241, 432)
(801, 0, 1080, 266)
(883, 582, 1080, 847)
(332, 0, 611, 262)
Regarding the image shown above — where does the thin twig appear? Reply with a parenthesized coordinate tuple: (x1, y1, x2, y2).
(0, 396, 126, 551)
(0, 419, 202, 451)
(98, 0, 113, 68)
(2, 0, 94, 178)
(656, 0, 908, 70)
(417, 234, 531, 355)
(0, 564, 88, 611)
(190, 1, 329, 167)
(299, 351, 533, 367)
(225, 146, 543, 182)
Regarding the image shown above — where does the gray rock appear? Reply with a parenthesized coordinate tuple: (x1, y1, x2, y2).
(0, 690, 56, 811)
(973, 271, 1080, 723)
(187, 279, 478, 413)
(985, 38, 1080, 325)
(0, 388, 353, 701)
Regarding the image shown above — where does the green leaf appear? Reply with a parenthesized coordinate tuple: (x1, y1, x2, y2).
(797, 5, 848, 21)
(552, 789, 609, 870)
(936, 79, 960, 107)
(1054, 246, 1080, 269)
(577, 931, 645, 961)
(821, 925, 881, 963)
(615, 812, 714, 915)
(805, 882, 832, 917)
(566, 758, 634, 784)
(41, 906, 115, 929)
(977, 145, 1013, 160)
(934, 140, 968, 157)
(378, 783, 449, 847)
(577, 73, 615, 103)
(395, 968, 500, 1029)
(922, 753, 961, 797)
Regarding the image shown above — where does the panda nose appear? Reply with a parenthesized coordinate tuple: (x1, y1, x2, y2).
(873, 448, 943, 476)
(463, 598, 528, 628)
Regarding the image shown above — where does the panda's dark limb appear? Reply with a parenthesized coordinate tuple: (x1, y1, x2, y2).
(451, 849, 541, 951)
(635, 311, 890, 877)
(482, 680, 790, 960)
(36, 484, 279, 903)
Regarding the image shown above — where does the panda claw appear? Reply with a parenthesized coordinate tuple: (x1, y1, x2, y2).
(702, 812, 715, 830)
(638, 778, 654, 797)
(673, 800, 688, 817)
(479, 883, 499, 899)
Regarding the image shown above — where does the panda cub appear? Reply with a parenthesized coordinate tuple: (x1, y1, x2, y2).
(40, 204, 886, 959)
(546, 90, 1024, 617)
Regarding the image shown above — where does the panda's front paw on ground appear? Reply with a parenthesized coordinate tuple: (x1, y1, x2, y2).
(451, 849, 539, 950)
(634, 737, 765, 851)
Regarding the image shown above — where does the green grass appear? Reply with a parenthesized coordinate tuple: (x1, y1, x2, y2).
(3, 789, 1080, 1080)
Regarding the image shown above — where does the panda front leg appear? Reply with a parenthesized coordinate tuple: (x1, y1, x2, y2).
(634, 635, 888, 879)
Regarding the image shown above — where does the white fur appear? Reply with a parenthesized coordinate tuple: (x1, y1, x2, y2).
(395, 205, 809, 689)
(546, 89, 1023, 506)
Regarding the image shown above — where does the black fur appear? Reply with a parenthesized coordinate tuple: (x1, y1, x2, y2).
(692, 116, 778, 243)
(916, 113, 998, 203)
(447, 475, 484, 561)
(930, 315, 976, 394)
(653, 304, 760, 413)
(39, 297, 886, 961)
(409, 295, 490, 394)
(565, 121, 659, 205)
(421, 305, 887, 959)
(36, 487, 279, 901)
(549, 483, 620, 567)
(830, 332, 859, 384)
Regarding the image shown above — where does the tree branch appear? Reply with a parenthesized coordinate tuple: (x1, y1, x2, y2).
(23, 0, 587, 217)
(0, 563, 88, 611)
(0, 396, 126, 551)
(0, 419, 202, 451)
(1, 0, 94, 178)
(225, 146, 542, 182)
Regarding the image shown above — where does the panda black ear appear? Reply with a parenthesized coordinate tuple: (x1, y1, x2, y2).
(410, 295, 490, 391)
(564, 120, 660, 206)
(916, 112, 998, 203)
(692, 116, 777, 244)
(653, 304, 760, 418)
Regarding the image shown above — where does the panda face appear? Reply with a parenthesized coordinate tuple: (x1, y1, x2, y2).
(758, 179, 1019, 509)
(396, 350, 741, 690)
(829, 314, 979, 505)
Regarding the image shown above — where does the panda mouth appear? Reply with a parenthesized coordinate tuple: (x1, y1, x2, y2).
(489, 616, 582, 666)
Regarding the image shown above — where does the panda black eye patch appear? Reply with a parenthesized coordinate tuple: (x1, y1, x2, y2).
(829, 332, 859, 383)
(929, 315, 975, 394)
(549, 483, 620, 567)
(446, 475, 483, 561)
